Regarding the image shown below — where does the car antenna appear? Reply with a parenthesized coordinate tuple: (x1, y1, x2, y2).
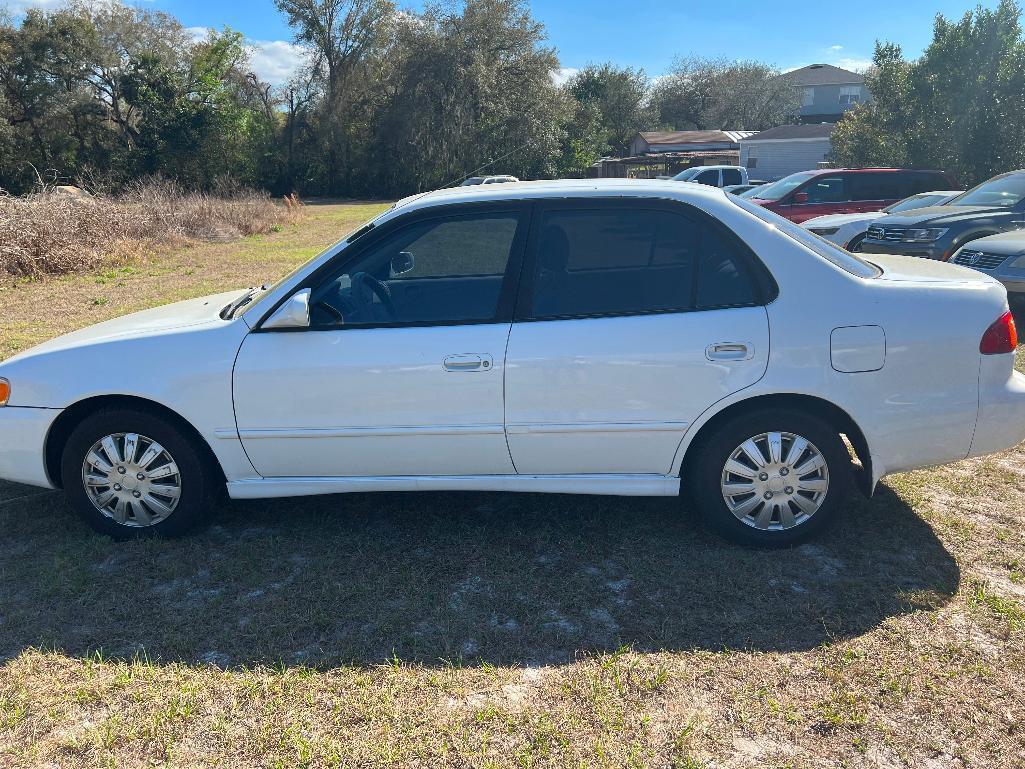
(440, 140, 535, 189)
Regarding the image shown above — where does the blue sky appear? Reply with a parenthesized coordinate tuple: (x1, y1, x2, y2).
(5, 0, 1003, 84)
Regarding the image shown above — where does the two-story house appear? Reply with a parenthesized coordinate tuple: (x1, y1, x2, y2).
(788, 64, 868, 124)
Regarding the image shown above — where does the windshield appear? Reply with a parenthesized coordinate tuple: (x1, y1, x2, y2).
(672, 167, 702, 181)
(951, 174, 1025, 208)
(883, 193, 949, 213)
(748, 171, 818, 201)
(731, 196, 882, 279)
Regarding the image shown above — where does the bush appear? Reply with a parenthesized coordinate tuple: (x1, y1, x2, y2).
(0, 179, 303, 277)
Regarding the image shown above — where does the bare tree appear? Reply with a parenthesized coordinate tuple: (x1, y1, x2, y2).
(649, 56, 799, 131)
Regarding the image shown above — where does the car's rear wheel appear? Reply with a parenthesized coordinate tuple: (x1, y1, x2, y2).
(61, 408, 215, 539)
(688, 408, 851, 546)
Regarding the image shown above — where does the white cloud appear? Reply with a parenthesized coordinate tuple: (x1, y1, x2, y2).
(245, 39, 310, 85)
(185, 26, 211, 43)
(551, 67, 579, 87)
(832, 56, 872, 72)
(185, 27, 309, 85)
(828, 44, 844, 52)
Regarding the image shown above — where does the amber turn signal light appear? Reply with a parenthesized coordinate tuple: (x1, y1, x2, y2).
(0, 378, 9, 406)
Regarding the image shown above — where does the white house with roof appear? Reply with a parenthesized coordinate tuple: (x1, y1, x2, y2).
(739, 123, 836, 181)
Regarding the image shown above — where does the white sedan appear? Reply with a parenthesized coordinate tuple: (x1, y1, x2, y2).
(1, 180, 1023, 546)
(803, 190, 964, 251)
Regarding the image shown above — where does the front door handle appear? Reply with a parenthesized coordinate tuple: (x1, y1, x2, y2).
(443, 354, 493, 372)
(706, 342, 753, 361)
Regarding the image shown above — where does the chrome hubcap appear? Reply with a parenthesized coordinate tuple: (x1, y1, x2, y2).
(81, 433, 181, 527)
(720, 431, 829, 531)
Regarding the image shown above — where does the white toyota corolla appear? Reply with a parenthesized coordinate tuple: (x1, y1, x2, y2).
(1, 180, 1023, 546)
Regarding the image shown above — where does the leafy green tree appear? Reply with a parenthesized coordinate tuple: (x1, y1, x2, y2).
(274, 0, 396, 193)
(373, 0, 565, 195)
(565, 63, 648, 156)
(834, 0, 1025, 186)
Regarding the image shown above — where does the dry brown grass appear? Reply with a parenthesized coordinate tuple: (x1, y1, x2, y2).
(0, 202, 1024, 768)
(0, 179, 304, 277)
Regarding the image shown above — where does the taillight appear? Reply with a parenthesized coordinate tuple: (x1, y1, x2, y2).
(980, 311, 1019, 355)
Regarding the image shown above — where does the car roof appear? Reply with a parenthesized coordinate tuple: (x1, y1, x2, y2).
(393, 178, 729, 212)
(803, 168, 949, 175)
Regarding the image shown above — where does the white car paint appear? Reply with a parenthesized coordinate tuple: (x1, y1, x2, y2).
(0, 179, 1023, 511)
(803, 191, 964, 249)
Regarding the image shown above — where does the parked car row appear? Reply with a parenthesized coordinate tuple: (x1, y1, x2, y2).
(745, 168, 957, 223)
(803, 190, 964, 251)
(788, 169, 1025, 305)
(673, 161, 1025, 303)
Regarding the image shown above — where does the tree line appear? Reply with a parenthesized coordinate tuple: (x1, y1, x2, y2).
(832, 0, 1025, 187)
(7, 0, 1022, 199)
(0, 0, 798, 198)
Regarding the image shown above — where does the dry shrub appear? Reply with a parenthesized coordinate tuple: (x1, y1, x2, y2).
(0, 179, 303, 277)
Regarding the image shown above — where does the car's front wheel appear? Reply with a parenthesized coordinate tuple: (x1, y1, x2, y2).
(61, 407, 215, 539)
(688, 408, 851, 546)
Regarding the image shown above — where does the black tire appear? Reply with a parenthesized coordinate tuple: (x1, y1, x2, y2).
(60, 407, 216, 540)
(846, 234, 865, 252)
(687, 408, 852, 547)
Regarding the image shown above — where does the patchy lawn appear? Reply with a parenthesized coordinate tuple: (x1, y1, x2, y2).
(1, 202, 1024, 768)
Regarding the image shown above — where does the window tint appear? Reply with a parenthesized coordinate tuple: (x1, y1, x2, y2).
(723, 168, 743, 186)
(530, 207, 759, 318)
(696, 169, 720, 186)
(310, 212, 521, 326)
(849, 172, 902, 201)
(696, 228, 759, 308)
(903, 172, 951, 196)
(803, 175, 848, 203)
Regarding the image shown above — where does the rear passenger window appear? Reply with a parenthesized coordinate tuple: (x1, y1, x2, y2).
(850, 172, 903, 200)
(696, 170, 720, 186)
(529, 207, 759, 318)
(803, 176, 848, 203)
(723, 169, 743, 186)
(904, 172, 950, 196)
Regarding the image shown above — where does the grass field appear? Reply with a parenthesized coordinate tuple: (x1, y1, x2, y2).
(1, 202, 1024, 768)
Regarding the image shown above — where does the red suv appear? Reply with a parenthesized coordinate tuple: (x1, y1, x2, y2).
(747, 168, 957, 223)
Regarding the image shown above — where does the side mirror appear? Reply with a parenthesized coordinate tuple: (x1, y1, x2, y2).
(392, 251, 415, 276)
(262, 288, 311, 330)
(793, 192, 809, 204)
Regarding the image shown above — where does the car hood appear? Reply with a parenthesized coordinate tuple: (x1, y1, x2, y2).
(3, 290, 246, 364)
(956, 230, 1025, 256)
(803, 213, 879, 228)
(879, 204, 1011, 227)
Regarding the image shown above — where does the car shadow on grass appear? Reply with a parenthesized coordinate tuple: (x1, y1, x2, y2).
(0, 479, 958, 668)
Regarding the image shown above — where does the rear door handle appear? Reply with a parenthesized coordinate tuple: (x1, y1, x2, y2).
(706, 342, 753, 361)
(443, 354, 493, 372)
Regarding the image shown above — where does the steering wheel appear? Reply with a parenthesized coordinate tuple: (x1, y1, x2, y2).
(350, 271, 396, 320)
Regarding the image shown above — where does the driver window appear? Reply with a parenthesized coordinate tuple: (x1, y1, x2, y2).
(803, 176, 848, 203)
(309, 212, 522, 327)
